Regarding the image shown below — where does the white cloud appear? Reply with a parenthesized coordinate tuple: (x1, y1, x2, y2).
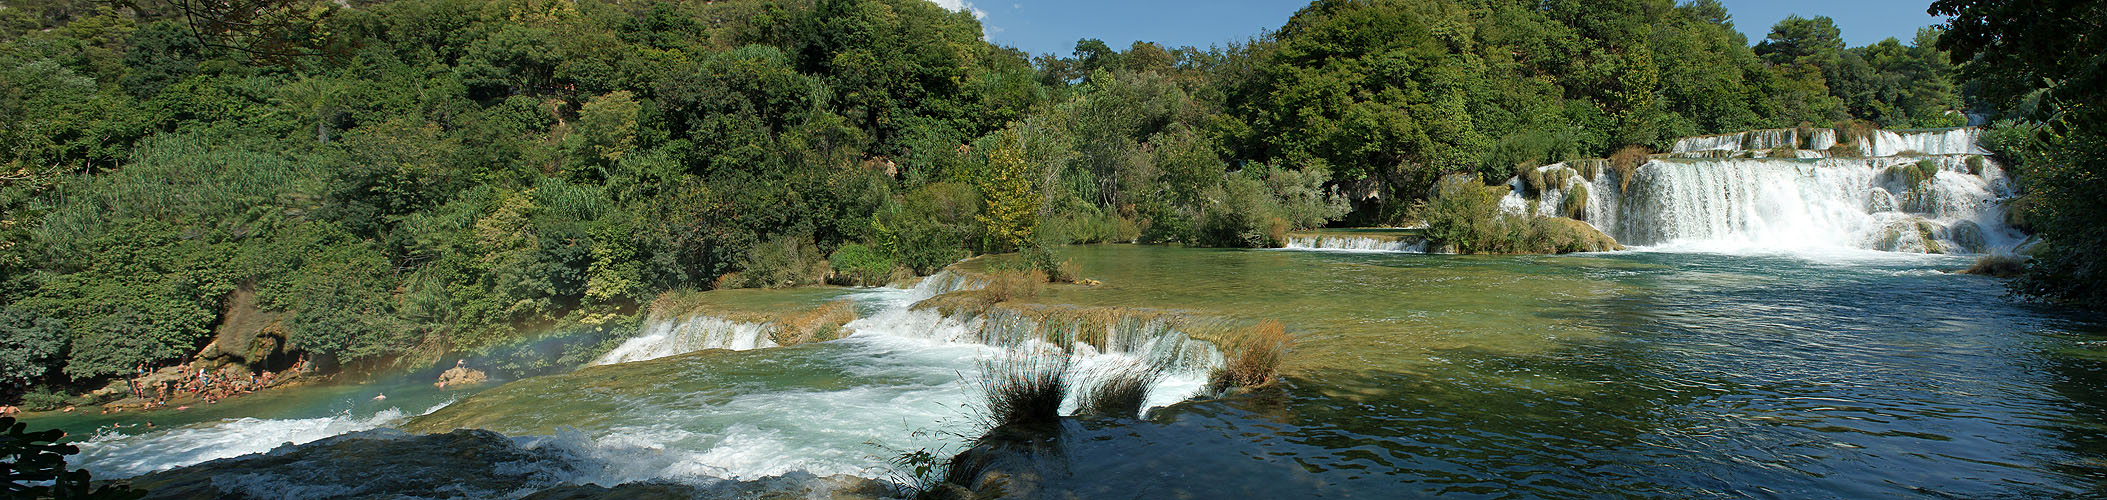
(927, 0, 991, 39)
(928, 0, 987, 20)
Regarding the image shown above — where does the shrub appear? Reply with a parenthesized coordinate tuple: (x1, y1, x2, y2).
(973, 350, 1073, 428)
(1609, 146, 1650, 194)
(1964, 254, 2027, 278)
(828, 243, 896, 287)
(1572, 160, 1602, 182)
(1413, 174, 1504, 253)
(1210, 320, 1291, 390)
(1966, 155, 1987, 176)
(1522, 168, 1547, 196)
(1076, 361, 1163, 419)
(727, 235, 830, 289)
(20, 390, 66, 411)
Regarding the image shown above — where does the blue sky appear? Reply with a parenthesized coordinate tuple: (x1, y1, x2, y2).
(930, 0, 1951, 58)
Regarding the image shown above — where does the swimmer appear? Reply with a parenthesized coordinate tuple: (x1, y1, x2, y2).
(372, 393, 386, 402)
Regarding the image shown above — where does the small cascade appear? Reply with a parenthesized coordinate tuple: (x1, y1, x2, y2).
(1671, 127, 1836, 156)
(1507, 126, 2020, 254)
(1860, 128, 1986, 157)
(593, 316, 777, 365)
(1284, 234, 1427, 253)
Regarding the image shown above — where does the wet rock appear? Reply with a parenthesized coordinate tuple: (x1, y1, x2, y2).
(1949, 220, 1987, 254)
(435, 366, 489, 390)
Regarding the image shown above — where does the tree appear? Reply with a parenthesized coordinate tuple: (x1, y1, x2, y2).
(977, 127, 1038, 251)
(0, 309, 65, 386)
(1932, 0, 2107, 309)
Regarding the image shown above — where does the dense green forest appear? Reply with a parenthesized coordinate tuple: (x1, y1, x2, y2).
(0, 0, 2089, 404)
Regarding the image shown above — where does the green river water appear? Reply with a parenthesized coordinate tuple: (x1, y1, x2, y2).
(37, 244, 2107, 499)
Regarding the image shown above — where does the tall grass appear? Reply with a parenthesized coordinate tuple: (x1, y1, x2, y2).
(973, 349, 1074, 428)
(1609, 146, 1649, 194)
(1209, 320, 1292, 390)
(1075, 360, 1164, 419)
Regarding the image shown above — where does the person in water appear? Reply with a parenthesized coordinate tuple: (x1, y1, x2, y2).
(373, 393, 386, 402)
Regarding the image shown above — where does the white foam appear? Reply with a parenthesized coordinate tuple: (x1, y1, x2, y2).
(73, 399, 454, 479)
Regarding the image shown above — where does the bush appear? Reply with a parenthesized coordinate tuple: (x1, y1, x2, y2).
(1966, 155, 1987, 176)
(828, 243, 896, 287)
(1964, 254, 2026, 278)
(727, 235, 830, 289)
(19, 390, 65, 411)
(973, 350, 1073, 428)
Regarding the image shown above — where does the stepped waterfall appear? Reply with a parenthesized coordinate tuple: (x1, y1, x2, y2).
(1509, 127, 2021, 254)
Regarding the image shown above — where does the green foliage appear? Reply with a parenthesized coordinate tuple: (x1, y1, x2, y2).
(829, 243, 896, 287)
(0, 309, 66, 387)
(0, 0, 1995, 388)
(1414, 174, 1617, 254)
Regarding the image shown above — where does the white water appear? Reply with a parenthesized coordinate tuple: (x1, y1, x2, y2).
(1672, 127, 1837, 154)
(73, 400, 455, 478)
(593, 316, 777, 365)
(1510, 127, 2020, 254)
(1861, 128, 1987, 157)
(1283, 235, 1428, 253)
(76, 270, 1221, 490)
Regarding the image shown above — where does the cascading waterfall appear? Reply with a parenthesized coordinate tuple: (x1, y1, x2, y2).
(1510, 126, 2021, 254)
(592, 316, 778, 365)
(1283, 235, 1428, 253)
(1860, 128, 1986, 157)
(1671, 127, 1837, 155)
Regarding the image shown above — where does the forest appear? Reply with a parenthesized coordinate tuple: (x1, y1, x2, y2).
(0, 0, 2096, 407)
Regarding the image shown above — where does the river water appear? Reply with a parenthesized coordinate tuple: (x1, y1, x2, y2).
(36, 244, 2107, 498)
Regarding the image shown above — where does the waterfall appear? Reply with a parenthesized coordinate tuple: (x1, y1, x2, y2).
(1671, 128, 1836, 155)
(593, 316, 778, 365)
(1284, 235, 1428, 253)
(1861, 128, 1986, 157)
(1508, 126, 2020, 254)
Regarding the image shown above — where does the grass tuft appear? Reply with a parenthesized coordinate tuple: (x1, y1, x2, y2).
(1209, 320, 1293, 390)
(1075, 360, 1164, 419)
(1610, 146, 1649, 194)
(973, 349, 1074, 428)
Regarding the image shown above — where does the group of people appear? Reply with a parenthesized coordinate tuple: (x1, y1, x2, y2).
(0, 405, 17, 417)
(133, 356, 305, 410)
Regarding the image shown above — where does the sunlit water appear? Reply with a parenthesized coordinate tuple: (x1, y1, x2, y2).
(32, 245, 2107, 498)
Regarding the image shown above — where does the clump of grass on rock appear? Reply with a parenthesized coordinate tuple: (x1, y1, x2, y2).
(1209, 320, 1293, 391)
(1075, 360, 1164, 419)
(973, 349, 1073, 429)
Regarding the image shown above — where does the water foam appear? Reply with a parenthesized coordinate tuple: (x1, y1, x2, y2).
(74, 399, 455, 479)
